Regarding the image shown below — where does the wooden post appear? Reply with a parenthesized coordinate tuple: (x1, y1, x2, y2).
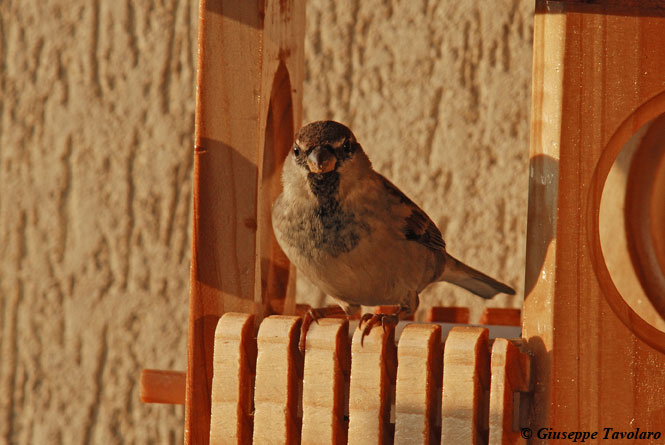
(186, 0, 305, 442)
(525, 1, 665, 440)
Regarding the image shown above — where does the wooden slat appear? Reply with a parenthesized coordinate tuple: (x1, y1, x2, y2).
(348, 322, 397, 444)
(253, 316, 304, 443)
(425, 306, 470, 324)
(489, 339, 531, 445)
(140, 369, 186, 405)
(394, 323, 443, 445)
(479, 308, 521, 327)
(301, 318, 351, 444)
(209, 313, 257, 444)
(441, 326, 490, 445)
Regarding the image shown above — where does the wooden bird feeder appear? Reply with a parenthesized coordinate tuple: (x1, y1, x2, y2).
(140, 1, 665, 443)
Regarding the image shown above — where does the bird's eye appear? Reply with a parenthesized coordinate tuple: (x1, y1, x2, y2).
(342, 139, 351, 152)
(293, 144, 300, 156)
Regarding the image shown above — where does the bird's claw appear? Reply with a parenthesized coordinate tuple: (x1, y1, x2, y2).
(358, 313, 399, 346)
(299, 309, 321, 353)
(299, 306, 350, 353)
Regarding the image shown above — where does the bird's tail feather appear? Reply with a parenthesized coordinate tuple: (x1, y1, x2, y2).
(439, 253, 515, 299)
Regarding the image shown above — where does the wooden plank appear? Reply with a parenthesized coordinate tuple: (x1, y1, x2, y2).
(253, 316, 304, 443)
(524, 1, 665, 440)
(186, 0, 305, 442)
(209, 313, 257, 444)
(425, 306, 470, 324)
(301, 318, 351, 445)
(488, 339, 531, 445)
(479, 308, 521, 327)
(394, 323, 443, 445)
(348, 321, 397, 444)
(441, 326, 490, 445)
(140, 369, 186, 405)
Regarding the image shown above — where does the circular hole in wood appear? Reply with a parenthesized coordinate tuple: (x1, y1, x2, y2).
(624, 113, 665, 320)
(600, 116, 665, 332)
(259, 61, 295, 315)
(591, 92, 665, 352)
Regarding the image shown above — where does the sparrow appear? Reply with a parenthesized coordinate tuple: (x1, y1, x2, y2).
(272, 120, 515, 349)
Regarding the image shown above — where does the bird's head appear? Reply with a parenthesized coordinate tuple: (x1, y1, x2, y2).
(292, 120, 361, 172)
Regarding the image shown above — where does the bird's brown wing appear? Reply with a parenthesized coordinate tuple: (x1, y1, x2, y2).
(378, 174, 446, 252)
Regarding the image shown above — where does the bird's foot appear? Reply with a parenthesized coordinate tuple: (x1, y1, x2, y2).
(299, 305, 349, 353)
(358, 313, 399, 346)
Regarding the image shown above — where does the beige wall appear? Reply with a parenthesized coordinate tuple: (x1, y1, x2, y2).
(0, 1, 532, 443)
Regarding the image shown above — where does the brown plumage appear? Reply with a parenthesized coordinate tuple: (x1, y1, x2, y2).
(272, 120, 515, 347)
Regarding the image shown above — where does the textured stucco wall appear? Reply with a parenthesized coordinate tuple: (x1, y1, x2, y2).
(0, 1, 532, 443)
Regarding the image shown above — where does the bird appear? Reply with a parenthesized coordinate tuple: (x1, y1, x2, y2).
(271, 120, 515, 350)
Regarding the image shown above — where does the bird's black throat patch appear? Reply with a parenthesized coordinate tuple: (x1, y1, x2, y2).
(300, 170, 369, 257)
(307, 170, 340, 201)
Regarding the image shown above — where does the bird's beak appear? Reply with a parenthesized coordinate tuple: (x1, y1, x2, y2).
(307, 146, 336, 174)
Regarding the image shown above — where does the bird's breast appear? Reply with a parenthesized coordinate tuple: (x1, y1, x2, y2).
(273, 193, 370, 261)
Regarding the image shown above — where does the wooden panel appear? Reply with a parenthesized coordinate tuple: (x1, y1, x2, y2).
(253, 316, 303, 443)
(488, 339, 530, 445)
(140, 369, 186, 405)
(394, 323, 443, 445)
(186, 0, 305, 442)
(441, 327, 490, 445)
(301, 318, 351, 444)
(209, 313, 257, 444)
(348, 322, 397, 444)
(524, 1, 665, 441)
